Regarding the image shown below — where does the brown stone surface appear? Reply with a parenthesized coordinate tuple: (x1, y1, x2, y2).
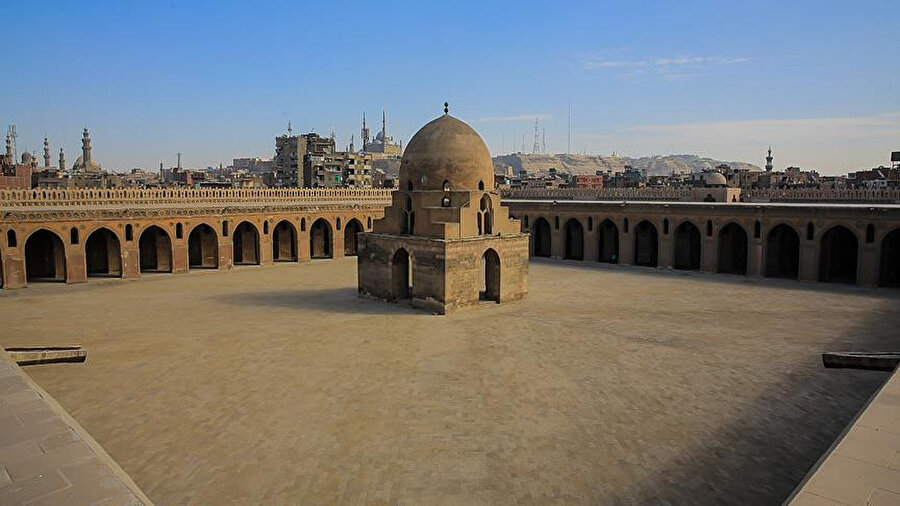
(0, 349, 150, 505)
(2, 259, 898, 504)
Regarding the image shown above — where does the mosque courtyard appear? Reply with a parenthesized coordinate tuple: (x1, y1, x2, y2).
(2, 258, 898, 505)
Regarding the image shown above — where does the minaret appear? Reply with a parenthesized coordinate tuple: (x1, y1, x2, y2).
(43, 137, 51, 167)
(82, 128, 93, 172)
(349, 134, 355, 153)
(59, 148, 66, 174)
(4, 131, 11, 165)
(765, 146, 773, 172)
(382, 110, 387, 141)
(361, 113, 370, 149)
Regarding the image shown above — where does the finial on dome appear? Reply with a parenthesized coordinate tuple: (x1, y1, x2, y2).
(443, 102, 449, 114)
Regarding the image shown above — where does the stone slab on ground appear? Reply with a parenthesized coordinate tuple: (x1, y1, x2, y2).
(0, 348, 152, 505)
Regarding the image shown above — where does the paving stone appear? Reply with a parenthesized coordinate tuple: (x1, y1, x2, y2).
(0, 470, 69, 504)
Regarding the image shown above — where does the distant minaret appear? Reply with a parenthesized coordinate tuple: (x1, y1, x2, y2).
(82, 128, 93, 171)
(361, 113, 370, 149)
(177, 152, 182, 170)
(349, 134, 355, 153)
(382, 110, 387, 141)
(765, 146, 773, 172)
(4, 130, 11, 164)
(43, 137, 51, 167)
(59, 148, 66, 174)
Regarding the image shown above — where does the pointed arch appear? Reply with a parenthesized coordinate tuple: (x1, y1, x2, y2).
(717, 222, 748, 275)
(765, 224, 800, 279)
(85, 227, 122, 277)
(233, 221, 260, 265)
(819, 225, 858, 284)
(633, 220, 658, 267)
(343, 219, 363, 256)
(563, 218, 584, 260)
(598, 219, 619, 263)
(188, 223, 218, 269)
(480, 248, 501, 302)
(531, 217, 552, 257)
(139, 225, 173, 273)
(391, 248, 411, 300)
(673, 221, 701, 270)
(310, 218, 332, 258)
(273, 220, 298, 262)
(25, 229, 66, 282)
(879, 228, 900, 287)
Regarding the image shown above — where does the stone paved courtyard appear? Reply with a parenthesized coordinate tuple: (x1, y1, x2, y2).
(2, 259, 898, 505)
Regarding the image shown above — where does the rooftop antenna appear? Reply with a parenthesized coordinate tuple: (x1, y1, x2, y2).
(542, 127, 546, 154)
(532, 117, 540, 154)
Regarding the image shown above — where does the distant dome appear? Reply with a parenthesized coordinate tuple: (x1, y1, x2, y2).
(704, 172, 727, 187)
(74, 155, 100, 171)
(399, 114, 494, 191)
(21, 152, 33, 164)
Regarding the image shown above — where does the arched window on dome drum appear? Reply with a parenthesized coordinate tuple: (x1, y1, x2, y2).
(441, 196, 451, 207)
(406, 197, 412, 211)
(478, 180, 484, 190)
(407, 181, 413, 191)
(442, 180, 450, 191)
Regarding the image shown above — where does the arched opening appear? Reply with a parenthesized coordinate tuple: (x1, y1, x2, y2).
(139, 225, 172, 273)
(176, 223, 183, 239)
(633, 221, 658, 267)
(480, 194, 493, 235)
(25, 229, 66, 282)
(85, 228, 122, 277)
(765, 224, 799, 279)
(532, 218, 551, 257)
(480, 248, 501, 302)
(391, 248, 411, 300)
(598, 219, 619, 263)
(233, 221, 260, 265)
(343, 219, 363, 256)
(673, 221, 701, 270)
(70, 228, 79, 245)
(563, 219, 584, 260)
(717, 223, 748, 275)
(7, 229, 17, 247)
(272, 220, 297, 262)
(310, 218, 332, 258)
(819, 225, 858, 284)
(188, 224, 218, 269)
(879, 228, 900, 287)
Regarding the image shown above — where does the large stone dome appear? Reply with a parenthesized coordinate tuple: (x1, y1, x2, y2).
(399, 114, 494, 191)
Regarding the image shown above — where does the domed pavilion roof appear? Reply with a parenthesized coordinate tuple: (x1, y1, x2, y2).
(399, 114, 494, 192)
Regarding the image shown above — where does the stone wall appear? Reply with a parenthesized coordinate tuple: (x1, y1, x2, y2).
(0, 189, 392, 289)
(504, 199, 900, 287)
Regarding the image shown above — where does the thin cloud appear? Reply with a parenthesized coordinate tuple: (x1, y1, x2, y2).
(476, 114, 552, 123)
(582, 55, 753, 71)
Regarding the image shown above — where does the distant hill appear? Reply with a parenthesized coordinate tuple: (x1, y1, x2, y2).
(492, 153, 760, 176)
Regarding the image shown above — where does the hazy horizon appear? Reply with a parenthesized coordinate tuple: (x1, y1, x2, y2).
(2, 1, 897, 175)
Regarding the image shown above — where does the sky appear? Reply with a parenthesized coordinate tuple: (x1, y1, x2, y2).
(1, 0, 898, 175)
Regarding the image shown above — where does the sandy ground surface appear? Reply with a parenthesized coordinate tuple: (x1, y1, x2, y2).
(1, 259, 898, 505)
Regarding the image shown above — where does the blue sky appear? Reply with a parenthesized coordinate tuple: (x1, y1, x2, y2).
(2, 0, 898, 174)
